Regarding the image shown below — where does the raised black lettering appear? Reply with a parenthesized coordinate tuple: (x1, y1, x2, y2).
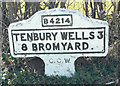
(82, 32, 88, 40)
(13, 34, 19, 41)
(39, 43, 44, 50)
(97, 31, 103, 39)
(39, 33, 45, 40)
(34, 33, 39, 41)
(69, 32, 74, 40)
(67, 42, 73, 50)
(27, 33, 33, 41)
(76, 32, 81, 40)
(53, 43, 60, 50)
(50, 18, 54, 24)
(32, 43, 37, 51)
(46, 33, 51, 40)
(61, 32, 68, 40)
(46, 43, 51, 50)
(75, 42, 81, 50)
(61, 18, 64, 23)
(21, 33, 26, 41)
(56, 18, 60, 24)
(65, 18, 70, 23)
(21, 43, 27, 51)
(89, 32, 95, 39)
(44, 18, 48, 24)
(61, 42, 67, 50)
(82, 42, 89, 50)
(52, 32, 58, 40)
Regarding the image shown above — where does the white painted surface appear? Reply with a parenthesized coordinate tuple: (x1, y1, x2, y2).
(42, 14, 72, 26)
(8, 8, 109, 77)
(12, 28, 105, 54)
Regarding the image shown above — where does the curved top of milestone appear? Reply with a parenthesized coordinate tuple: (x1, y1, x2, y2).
(8, 8, 109, 77)
(8, 8, 108, 29)
(8, 8, 109, 58)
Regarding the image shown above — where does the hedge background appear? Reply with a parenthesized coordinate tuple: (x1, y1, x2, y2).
(0, 0, 120, 85)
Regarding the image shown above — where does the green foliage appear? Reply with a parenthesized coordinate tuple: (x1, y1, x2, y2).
(1, 1, 120, 85)
(2, 53, 119, 84)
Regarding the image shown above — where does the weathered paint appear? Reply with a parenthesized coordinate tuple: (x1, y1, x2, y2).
(8, 8, 109, 77)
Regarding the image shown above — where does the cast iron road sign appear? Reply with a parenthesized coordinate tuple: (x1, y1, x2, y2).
(8, 8, 109, 77)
